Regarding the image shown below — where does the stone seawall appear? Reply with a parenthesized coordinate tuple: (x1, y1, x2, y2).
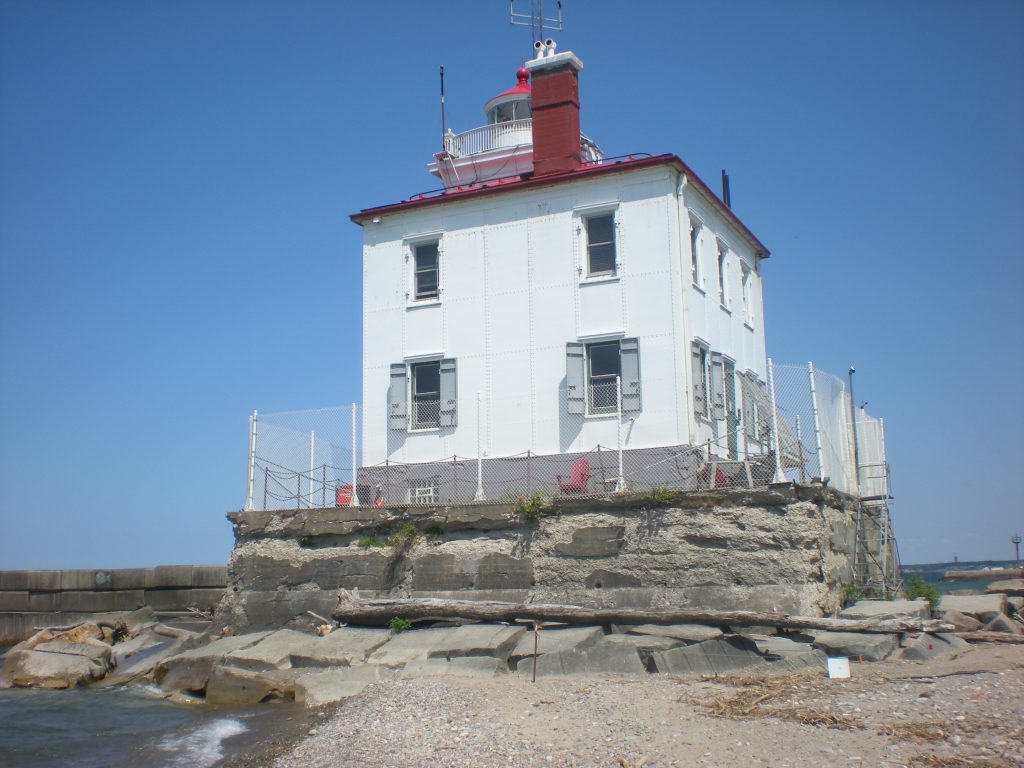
(220, 484, 860, 632)
(0, 565, 226, 644)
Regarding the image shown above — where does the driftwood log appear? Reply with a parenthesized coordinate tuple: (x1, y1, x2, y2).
(332, 593, 938, 634)
(955, 630, 1024, 644)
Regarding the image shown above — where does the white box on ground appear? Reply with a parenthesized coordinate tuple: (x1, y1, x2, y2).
(827, 656, 851, 679)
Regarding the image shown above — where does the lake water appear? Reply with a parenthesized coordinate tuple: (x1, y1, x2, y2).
(0, 684, 277, 768)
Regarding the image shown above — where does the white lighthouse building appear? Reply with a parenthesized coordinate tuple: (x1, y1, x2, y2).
(352, 42, 773, 503)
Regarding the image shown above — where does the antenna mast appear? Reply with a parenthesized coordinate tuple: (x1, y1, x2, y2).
(439, 65, 447, 151)
(509, 0, 563, 43)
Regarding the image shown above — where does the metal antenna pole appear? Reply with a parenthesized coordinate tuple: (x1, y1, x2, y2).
(439, 66, 446, 151)
(848, 366, 861, 493)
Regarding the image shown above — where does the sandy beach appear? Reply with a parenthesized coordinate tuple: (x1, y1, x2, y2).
(220, 644, 1023, 768)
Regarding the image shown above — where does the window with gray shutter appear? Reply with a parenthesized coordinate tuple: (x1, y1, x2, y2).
(619, 337, 641, 412)
(439, 358, 457, 427)
(710, 353, 726, 421)
(566, 342, 585, 415)
(389, 363, 408, 430)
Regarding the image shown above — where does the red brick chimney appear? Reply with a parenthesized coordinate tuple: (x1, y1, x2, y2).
(526, 44, 584, 177)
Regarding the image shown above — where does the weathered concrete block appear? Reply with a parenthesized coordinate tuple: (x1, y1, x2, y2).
(412, 554, 474, 591)
(110, 569, 149, 590)
(290, 627, 390, 668)
(206, 666, 296, 705)
(748, 636, 824, 670)
(191, 565, 228, 588)
(226, 590, 340, 632)
(0, 571, 31, 591)
(649, 636, 767, 675)
(524, 639, 647, 677)
(840, 599, 931, 621)
(144, 588, 222, 612)
(293, 672, 368, 707)
(367, 628, 455, 668)
(147, 566, 195, 589)
(585, 569, 641, 589)
(555, 526, 625, 557)
(60, 570, 113, 591)
(411, 589, 531, 603)
(986, 579, 1024, 597)
(296, 507, 383, 537)
(509, 626, 604, 668)
(443, 506, 517, 531)
(233, 552, 391, 591)
(0, 591, 30, 612)
(939, 594, 1007, 620)
(24, 571, 62, 592)
(898, 633, 971, 661)
(59, 590, 145, 612)
(403, 657, 507, 678)
(812, 631, 897, 661)
(225, 629, 322, 671)
(476, 553, 533, 590)
(28, 592, 60, 612)
(34, 639, 112, 666)
(426, 625, 525, 660)
(156, 633, 269, 693)
(628, 624, 723, 643)
(228, 511, 277, 537)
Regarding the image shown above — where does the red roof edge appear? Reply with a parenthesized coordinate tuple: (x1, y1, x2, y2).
(351, 154, 770, 258)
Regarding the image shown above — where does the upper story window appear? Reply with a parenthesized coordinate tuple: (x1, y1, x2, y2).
(414, 242, 439, 301)
(716, 239, 729, 308)
(584, 213, 616, 277)
(741, 261, 753, 325)
(586, 341, 621, 414)
(688, 215, 703, 286)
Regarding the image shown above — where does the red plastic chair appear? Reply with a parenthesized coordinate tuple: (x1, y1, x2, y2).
(557, 458, 591, 494)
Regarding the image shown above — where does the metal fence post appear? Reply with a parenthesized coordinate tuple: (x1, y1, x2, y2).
(615, 377, 625, 492)
(308, 430, 315, 509)
(474, 391, 485, 501)
(263, 466, 269, 511)
(766, 359, 785, 484)
(807, 362, 827, 482)
(322, 465, 327, 508)
(351, 402, 359, 507)
(245, 410, 258, 511)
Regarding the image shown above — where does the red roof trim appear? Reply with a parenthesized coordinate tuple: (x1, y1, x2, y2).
(351, 154, 770, 258)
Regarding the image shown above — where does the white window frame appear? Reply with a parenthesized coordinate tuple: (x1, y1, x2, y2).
(741, 260, 753, 326)
(716, 239, 730, 310)
(688, 214, 703, 288)
(404, 232, 443, 305)
(585, 339, 622, 415)
(409, 360, 442, 430)
(575, 204, 619, 280)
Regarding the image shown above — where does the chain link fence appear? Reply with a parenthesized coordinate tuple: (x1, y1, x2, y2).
(244, 362, 886, 511)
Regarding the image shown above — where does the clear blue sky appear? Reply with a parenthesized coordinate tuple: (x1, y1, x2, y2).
(1, 0, 1021, 569)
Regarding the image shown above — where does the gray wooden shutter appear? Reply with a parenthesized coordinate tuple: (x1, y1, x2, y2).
(741, 374, 757, 440)
(691, 345, 705, 416)
(619, 337, 641, 412)
(439, 358, 457, 427)
(566, 342, 585, 415)
(389, 363, 408, 430)
(710, 353, 726, 421)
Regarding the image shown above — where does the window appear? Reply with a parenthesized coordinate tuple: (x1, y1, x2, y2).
(587, 341, 620, 413)
(408, 477, 439, 504)
(691, 342, 710, 419)
(388, 358, 457, 430)
(489, 100, 531, 123)
(741, 262, 752, 324)
(414, 242, 439, 300)
(566, 339, 641, 415)
(584, 214, 616, 277)
(411, 361, 441, 429)
(688, 216, 702, 286)
(716, 240, 729, 308)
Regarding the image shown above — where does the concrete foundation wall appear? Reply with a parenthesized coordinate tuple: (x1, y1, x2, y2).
(0, 565, 226, 644)
(220, 484, 860, 632)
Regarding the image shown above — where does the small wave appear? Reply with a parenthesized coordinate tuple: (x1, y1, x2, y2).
(157, 718, 248, 768)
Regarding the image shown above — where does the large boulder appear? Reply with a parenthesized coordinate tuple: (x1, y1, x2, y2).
(426, 625, 524, 661)
(0, 646, 109, 689)
(812, 631, 897, 662)
(403, 657, 508, 678)
(627, 624, 723, 644)
(940, 610, 983, 632)
(225, 629, 322, 671)
(982, 613, 1023, 635)
(293, 672, 369, 707)
(205, 666, 297, 705)
(367, 627, 455, 668)
(898, 633, 970, 661)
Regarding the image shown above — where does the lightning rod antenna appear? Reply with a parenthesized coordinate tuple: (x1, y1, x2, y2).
(439, 65, 446, 152)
